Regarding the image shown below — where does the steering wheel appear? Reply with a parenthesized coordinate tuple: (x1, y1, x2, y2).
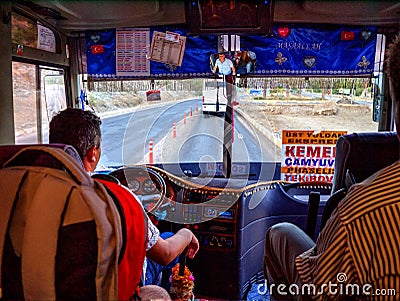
(109, 166, 169, 216)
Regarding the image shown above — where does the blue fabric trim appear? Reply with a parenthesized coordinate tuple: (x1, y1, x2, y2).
(87, 25, 377, 78)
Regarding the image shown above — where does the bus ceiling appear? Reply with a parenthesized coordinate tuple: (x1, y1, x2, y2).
(11, 1, 400, 36)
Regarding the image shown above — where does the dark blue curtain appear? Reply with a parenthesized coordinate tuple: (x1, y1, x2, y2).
(86, 29, 116, 77)
(86, 25, 377, 78)
(242, 25, 377, 76)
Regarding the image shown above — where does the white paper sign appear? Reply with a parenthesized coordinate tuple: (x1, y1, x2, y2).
(165, 31, 180, 43)
(150, 31, 186, 66)
(37, 24, 56, 53)
(116, 28, 150, 77)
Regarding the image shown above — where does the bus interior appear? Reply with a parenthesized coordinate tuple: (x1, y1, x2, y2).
(1, 1, 400, 299)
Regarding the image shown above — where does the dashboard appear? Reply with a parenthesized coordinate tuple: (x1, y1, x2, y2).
(115, 167, 159, 195)
(107, 164, 332, 299)
(109, 165, 247, 249)
(108, 165, 331, 251)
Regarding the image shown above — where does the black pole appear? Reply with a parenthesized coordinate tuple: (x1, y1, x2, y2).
(223, 74, 234, 178)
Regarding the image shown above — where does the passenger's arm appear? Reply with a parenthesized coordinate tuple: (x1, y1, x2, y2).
(146, 228, 199, 266)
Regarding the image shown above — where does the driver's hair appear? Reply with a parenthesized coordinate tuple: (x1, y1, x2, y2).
(49, 108, 102, 160)
(386, 34, 400, 104)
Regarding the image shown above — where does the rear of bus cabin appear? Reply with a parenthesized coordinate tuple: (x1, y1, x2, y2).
(0, 1, 400, 300)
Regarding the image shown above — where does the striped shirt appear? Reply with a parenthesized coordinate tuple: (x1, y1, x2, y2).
(296, 161, 400, 300)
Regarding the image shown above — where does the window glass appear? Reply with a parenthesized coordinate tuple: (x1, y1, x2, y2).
(12, 13, 37, 48)
(82, 77, 378, 169)
(239, 77, 377, 160)
(12, 12, 56, 53)
(13, 62, 38, 143)
(13, 62, 66, 144)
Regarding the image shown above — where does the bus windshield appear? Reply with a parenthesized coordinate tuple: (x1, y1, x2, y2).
(11, 24, 385, 181)
(8, 0, 395, 185)
(74, 75, 378, 171)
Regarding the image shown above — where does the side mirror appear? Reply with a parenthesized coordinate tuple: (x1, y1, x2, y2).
(372, 92, 382, 122)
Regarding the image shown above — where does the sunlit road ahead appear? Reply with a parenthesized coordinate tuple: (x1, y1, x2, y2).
(99, 98, 279, 168)
(14, 98, 279, 166)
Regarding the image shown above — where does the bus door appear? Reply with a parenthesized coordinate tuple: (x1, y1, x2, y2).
(13, 63, 66, 144)
(41, 67, 67, 125)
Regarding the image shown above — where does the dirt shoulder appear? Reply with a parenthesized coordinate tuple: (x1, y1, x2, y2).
(237, 98, 378, 147)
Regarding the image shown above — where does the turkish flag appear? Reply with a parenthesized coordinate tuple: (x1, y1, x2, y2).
(91, 45, 104, 54)
(341, 31, 355, 41)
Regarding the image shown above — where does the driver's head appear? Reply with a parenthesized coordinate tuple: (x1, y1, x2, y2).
(50, 108, 102, 172)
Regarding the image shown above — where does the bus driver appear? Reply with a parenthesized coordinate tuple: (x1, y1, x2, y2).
(49, 108, 200, 296)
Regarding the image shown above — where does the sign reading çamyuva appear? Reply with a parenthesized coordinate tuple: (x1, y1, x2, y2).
(281, 130, 347, 182)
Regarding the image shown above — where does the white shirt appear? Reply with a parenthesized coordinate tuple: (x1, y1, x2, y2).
(142, 215, 160, 283)
(215, 58, 233, 75)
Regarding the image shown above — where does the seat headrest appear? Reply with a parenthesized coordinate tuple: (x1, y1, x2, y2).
(0, 144, 84, 169)
(331, 132, 399, 193)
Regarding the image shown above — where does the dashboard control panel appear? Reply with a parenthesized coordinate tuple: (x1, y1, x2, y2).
(180, 190, 239, 250)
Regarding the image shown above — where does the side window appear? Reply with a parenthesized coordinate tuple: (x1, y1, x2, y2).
(13, 62, 66, 144)
(12, 12, 57, 53)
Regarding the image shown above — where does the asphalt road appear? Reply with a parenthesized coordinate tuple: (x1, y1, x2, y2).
(98, 98, 278, 168)
(14, 98, 279, 168)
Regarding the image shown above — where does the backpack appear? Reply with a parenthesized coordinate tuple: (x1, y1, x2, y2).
(0, 146, 122, 301)
(94, 175, 148, 300)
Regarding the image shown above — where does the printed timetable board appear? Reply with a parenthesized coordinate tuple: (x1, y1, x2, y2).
(281, 130, 347, 182)
(150, 31, 186, 67)
(116, 28, 150, 77)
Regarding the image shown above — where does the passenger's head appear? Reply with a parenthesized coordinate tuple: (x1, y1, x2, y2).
(386, 34, 400, 135)
(49, 108, 102, 172)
